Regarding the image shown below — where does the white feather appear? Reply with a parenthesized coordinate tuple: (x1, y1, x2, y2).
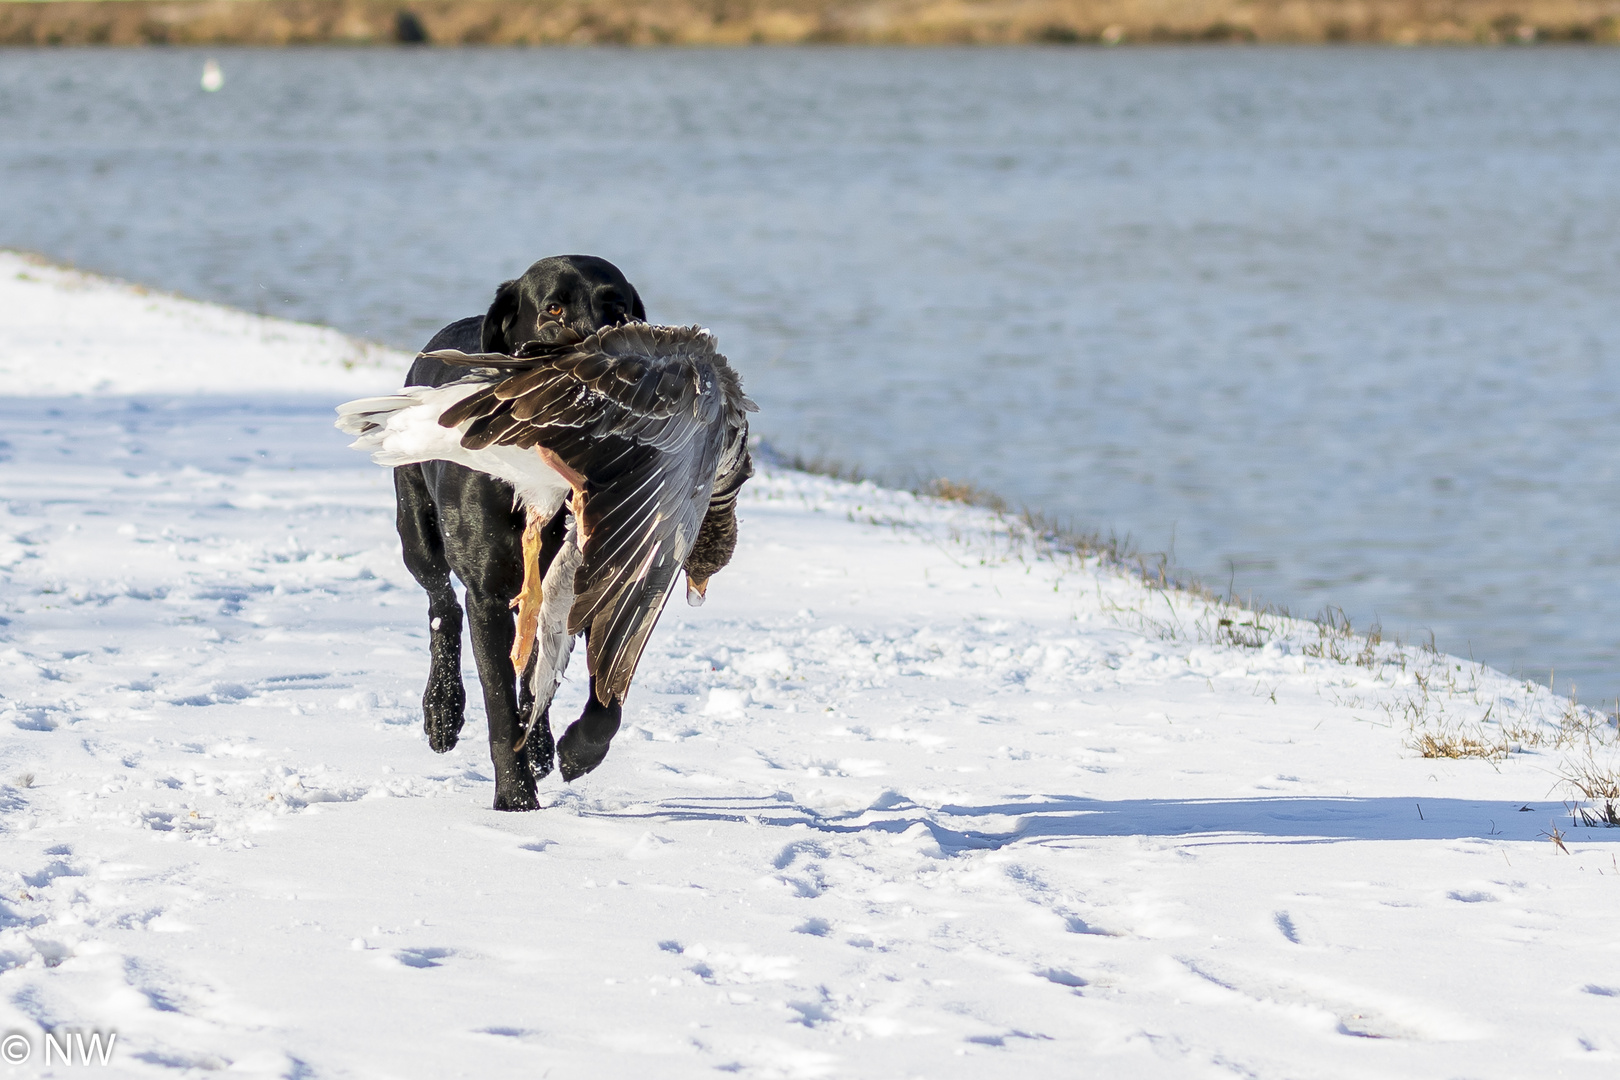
(335, 383, 573, 516)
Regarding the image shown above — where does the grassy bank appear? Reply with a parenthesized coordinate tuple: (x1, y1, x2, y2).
(2, 0, 1618, 47)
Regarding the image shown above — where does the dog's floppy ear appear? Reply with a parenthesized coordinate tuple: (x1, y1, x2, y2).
(481, 279, 521, 353)
(627, 284, 646, 323)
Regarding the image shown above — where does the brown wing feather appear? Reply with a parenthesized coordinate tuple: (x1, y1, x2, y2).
(422, 324, 752, 705)
(438, 385, 501, 429)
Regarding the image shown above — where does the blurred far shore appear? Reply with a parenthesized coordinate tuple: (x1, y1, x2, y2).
(2, 0, 1618, 48)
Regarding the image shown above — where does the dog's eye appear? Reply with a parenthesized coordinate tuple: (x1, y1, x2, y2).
(544, 303, 564, 318)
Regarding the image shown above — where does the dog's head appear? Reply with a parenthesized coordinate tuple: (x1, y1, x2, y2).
(481, 255, 646, 353)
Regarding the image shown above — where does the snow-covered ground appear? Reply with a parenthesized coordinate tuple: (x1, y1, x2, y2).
(2, 250, 1618, 1078)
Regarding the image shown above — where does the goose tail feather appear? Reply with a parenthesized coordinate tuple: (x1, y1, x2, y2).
(334, 384, 483, 468)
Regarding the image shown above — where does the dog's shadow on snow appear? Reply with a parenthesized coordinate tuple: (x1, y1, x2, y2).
(595, 793, 1617, 852)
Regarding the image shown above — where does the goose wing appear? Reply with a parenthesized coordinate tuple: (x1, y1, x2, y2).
(426, 323, 755, 705)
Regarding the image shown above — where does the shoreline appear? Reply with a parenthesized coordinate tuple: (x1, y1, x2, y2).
(0, 248, 1594, 706)
(0, 247, 1336, 650)
(2, 0, 1618, 47)
(4, 243, 1617, 765)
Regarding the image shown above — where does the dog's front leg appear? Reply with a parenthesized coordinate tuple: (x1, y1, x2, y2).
(395, 465, 466, 752)
(431, 466, 538, 811)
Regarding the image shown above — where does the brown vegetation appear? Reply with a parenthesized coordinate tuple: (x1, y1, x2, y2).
(2, 0, 1618, 47)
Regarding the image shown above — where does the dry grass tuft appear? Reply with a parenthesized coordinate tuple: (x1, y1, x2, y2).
(1560, 741, 1620, 827)
(1412, 728, 1512, 763)
(918, 478, 1008, 514)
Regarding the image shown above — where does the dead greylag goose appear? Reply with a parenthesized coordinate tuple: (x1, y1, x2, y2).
(336, 322, 755, 759)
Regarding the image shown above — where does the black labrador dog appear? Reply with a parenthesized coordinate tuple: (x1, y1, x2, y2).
(395, 255, 645, 811)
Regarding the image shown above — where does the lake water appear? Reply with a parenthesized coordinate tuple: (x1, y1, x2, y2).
(3, 46, 1619, 701)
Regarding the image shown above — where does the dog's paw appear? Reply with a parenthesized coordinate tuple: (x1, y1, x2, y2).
(492, 784, 540, 812)
(491, 750, 540, 812)
(422, 680, 466, 753)
(557, 721, 613, 782)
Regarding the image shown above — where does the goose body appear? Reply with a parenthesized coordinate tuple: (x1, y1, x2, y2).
(336, 322, 755, 743)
